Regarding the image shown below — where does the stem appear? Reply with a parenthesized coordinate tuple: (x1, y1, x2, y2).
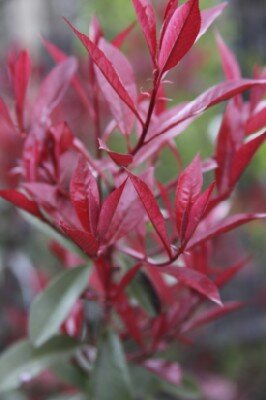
(131, 70, 161, 155)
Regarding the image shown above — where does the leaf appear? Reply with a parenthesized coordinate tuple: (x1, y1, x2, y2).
(188, 213, 266, 249)
(216, 33, 241, 80)
(0, 189, 43, 219)
(183, 183, 215, 244)
(115, 263, 142, 296)
(230, 131, 266, 187)
(182, 301, 244, 333)
(96, 38, 138, 135)
(129, 172, 172, 257)
(0, 96, 14, 127)
(143, 359, 182, 387)
(65, 19, 142, 124)
(20, 211, 87, 260)
(29, 265, 90, 347)
(13, 50, 31, 126)
(60, 221, 99, 257)
(159, 0, 201, 73)
(90, 329, 133, 400)
(162, 266, 222, 305)
(30, 57, 77, 136)
(132, 0, 157, 64)
(97, 179, 127, 239)
(70, 156, 100, 235)
(99, 139, 133, 167)
(245, 107, 266, 134)
(215, 258, 250, 288)
(197, 3, 227, 41)
(42, 38, 94, 119)
(112, 22, 136, 48)
(175, 155, 203, 239)
(158, 79, 266, 136)
(0, 336, 79, 393)
(51, 362, 89, 392)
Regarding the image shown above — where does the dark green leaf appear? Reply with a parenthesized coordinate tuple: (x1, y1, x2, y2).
(90, 329, 133, 400)
(0, 336, 79, 393)
(29, 265, 90, 346)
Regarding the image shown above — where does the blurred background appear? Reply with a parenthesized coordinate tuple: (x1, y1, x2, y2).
(0, 0, 265, 399)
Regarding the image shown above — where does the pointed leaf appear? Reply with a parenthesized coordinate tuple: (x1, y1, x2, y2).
(60, 222, 99, 257)
(99, 139, 133, 167)
(159, 0, 201, 72)
(29, 265, 90, 347)
(97, 179, 127, 239)
(184, 183, 215, 243)
(112, 22, 136, 48)
(31, 58, 77, 135)
(175, 155, 203, 239)
(197, 3, 227, 41)
(188, 213, 266, 249)
(90, 329, 133, 400)
(129, 172, 172, 257)
(132, 0, 157, 64)
(216, 33, 241, 80)
(230, 131, 266, 187)
(65, 19, 142, 124)
(163, 266, 222, 305)
(70, 157, 100, 235)
(245, 107, 266, 135)
(0, 189, 43, 219)
(0, 336, 79, 393)
(96, 39, 138, 135)
(182, 301, 244, 333)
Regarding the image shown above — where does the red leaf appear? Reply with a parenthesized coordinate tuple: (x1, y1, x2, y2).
(182, 301, 244, 333)
(70, 157, 100, 235)
(0, 189, 43, 220)
(115, 263, 142, 297)
(245, 107, 266, 135)
(0, 97, 14, 127)
(132, 0, 157, 64)
(30, 57, 77, 137)
(98, 139, 133, 167)
(42, 38, 94, 119)
(129, 172, 172, 257)
(159, 0, 201, 73)
(162, 266, 222, 305)
(143, 359, 182, 386)
(97, 180, 127, 239)
(160, 0, 179, 48)
(230, 131, 266, 187)
(60, 221, 99, 257)
(112, 22, 136, 48)
(216, 33, 241, 81)
(158, 79, 266, 136)
(65, 19, 142, 124)
(184, 183, 215, 244)
(197, 3, 227, 41)
(96, 38, 138, 135)
(175, 155, 203, 240)
(13, 50, 31, 128)
(215, 101, 244, 193)
(188, 213, 266, 249)
(215, 258, 250, 288)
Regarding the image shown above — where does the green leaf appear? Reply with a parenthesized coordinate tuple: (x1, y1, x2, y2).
(0, 336, 80, 393)
(52, 362, 89, 392)
(19, 210, 87, 260)
(90, 329, 133, 400)
(30, 265, 90, 347)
